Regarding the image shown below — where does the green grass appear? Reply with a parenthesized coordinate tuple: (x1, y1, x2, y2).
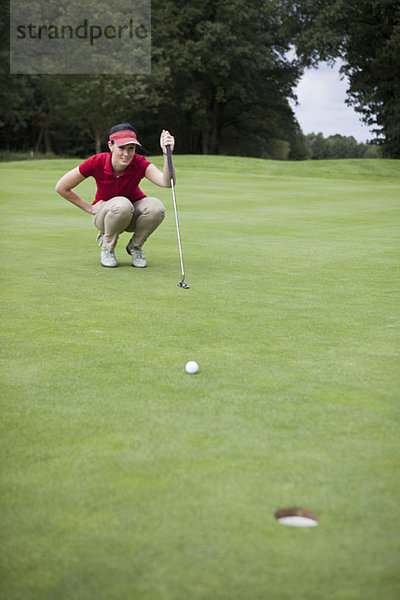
(1, 156, 399, 600)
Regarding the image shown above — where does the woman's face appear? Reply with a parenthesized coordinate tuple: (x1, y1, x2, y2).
(108, 142, 136, 171)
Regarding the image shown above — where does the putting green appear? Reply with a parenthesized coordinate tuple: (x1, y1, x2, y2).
(1, 156, 399, 599)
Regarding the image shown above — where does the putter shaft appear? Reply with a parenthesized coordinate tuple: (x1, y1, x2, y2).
(166, 145, 189, 288)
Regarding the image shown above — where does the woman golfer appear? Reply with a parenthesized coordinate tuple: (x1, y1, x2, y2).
(55, 123, 175, 268)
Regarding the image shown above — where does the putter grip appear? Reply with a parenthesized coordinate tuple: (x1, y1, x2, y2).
(166, 145, 174, 180)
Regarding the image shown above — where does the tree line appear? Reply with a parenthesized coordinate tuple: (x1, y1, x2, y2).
(304, 133, 380, 160)
(1, 0, 399, 159)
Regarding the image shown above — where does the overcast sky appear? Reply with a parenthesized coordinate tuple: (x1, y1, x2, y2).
(290, 61, 374, 143)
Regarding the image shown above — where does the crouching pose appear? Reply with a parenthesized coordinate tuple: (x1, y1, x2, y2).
(55, 123, 175, 268)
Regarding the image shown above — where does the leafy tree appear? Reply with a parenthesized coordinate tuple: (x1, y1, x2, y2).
(0, 1, 34, 150)
(9, 0, 387, 160)
(325, 135, 364, 159)
(281, 0, 400, 157)
(305, 132, 328, 160)
(304, 132, 371, 159)
(151, 0, 304, 156)
(53, 76, 151, 155)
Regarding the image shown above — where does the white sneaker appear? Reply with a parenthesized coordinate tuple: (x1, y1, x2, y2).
(101, 244, 117, 268)
(126, 243, 147, 268)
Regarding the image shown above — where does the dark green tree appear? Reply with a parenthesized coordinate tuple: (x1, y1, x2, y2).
(54, 76, 152, 155)
(325, 135, 365, 159)
(281, 0, 400, 157)
(0, 1, 35, 150)
(151, 0, 305, 156)
(304, 132, 370, 159)
(2, 0, 310, 158)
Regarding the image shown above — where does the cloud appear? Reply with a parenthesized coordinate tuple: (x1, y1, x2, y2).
(291, 62, 374, 142)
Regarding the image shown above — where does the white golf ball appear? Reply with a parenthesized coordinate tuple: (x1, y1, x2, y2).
(185, 361, 199, 374)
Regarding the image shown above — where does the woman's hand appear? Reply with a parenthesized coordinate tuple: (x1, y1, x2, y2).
(145, 129, 176, 187)
(88, 204, 99, 215)
(160, 129, 175, 154)
(55, 167, 95, 214)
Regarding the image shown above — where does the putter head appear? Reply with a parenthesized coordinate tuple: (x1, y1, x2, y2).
(178, 281, 190, 289)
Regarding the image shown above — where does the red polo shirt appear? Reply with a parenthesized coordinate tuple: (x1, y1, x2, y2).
(79, 152, 151, 205)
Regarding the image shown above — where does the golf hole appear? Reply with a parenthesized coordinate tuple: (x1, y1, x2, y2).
(274, 508, 320, 528)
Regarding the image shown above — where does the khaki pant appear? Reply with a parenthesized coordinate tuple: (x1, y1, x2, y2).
(93, 196, 165, 251)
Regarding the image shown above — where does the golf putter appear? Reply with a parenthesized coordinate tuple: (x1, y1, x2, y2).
(166, 145, 189, 289)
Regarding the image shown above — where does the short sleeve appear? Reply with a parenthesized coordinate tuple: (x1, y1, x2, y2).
(136, 155, 152, 178)
(78, 155, 98, 178)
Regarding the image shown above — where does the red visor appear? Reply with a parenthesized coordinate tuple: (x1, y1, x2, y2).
(109, 130, 141, 146)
